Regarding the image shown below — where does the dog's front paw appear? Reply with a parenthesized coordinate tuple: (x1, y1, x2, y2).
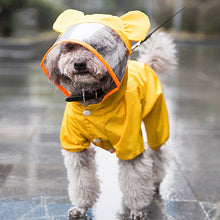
(68, 207, 86, 219)
(130, 209, 146, 220)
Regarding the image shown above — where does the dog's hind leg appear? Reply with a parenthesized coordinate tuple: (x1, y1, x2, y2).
(118, 150, 155, 219)
(62, 148, 100, 219)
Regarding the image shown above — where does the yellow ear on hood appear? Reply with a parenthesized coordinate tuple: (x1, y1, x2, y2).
(53, 9, 84, 33)
(120, 11, 150, 42)
(52, 9, 150, 54)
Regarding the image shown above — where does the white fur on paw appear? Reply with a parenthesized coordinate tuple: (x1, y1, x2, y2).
(68, 207, 86, 219)
(130, 210, 146, 220)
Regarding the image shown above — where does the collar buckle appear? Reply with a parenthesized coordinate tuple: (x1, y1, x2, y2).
(65, 89, 103, 102)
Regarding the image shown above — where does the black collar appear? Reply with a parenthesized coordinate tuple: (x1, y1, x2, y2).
(65, 89, 103, 102)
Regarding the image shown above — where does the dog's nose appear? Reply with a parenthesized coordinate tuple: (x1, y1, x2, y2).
(74, 62, 87, 71)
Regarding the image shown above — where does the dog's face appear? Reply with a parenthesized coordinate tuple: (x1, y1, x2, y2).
(57, 43, 109, 91)
(44, 24, 129, 105)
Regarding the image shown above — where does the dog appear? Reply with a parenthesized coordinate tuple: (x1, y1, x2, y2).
(41, 9, 177, 220)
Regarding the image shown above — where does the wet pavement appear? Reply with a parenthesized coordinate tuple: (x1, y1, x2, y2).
(0, 42, 220, 220)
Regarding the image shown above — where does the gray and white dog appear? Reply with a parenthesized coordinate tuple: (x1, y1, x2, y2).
(44, 24, 176, 219)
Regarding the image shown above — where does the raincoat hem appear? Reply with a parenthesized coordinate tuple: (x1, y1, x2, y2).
(148, 135, 169, 151)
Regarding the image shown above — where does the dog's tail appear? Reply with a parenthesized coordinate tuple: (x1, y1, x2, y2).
(137, 32, 177, 76)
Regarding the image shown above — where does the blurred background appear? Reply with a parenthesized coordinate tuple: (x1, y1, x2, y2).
(1, 0, 220, 37)
(0, 0, 219, 60)
(0, 0, 220, 37)
(0, 0, 220, 60)
(0, 0, 220, 219)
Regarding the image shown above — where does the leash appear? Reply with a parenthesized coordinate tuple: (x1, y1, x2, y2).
(132, 4, 189, 51)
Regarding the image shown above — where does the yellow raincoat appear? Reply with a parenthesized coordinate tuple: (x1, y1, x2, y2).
(41, 9, 169, 160)
(60, 60, 169, 160)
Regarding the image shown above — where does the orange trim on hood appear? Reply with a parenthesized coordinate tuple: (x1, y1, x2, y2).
(40, 48, 70, 97)
(40, 40, 122, 103)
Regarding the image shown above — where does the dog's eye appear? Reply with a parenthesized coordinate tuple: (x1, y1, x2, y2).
(96, 47, 105, 54)
(65, 43, 75, 52)
(90, 44, 98, 50)
(94, 46, 106, 54)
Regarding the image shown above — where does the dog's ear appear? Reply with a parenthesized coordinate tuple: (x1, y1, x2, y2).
(120, 11, 150, 43)
(44, 45, 61, 85)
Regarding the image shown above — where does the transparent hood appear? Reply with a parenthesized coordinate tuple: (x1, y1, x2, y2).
(41, 23, 130, 103)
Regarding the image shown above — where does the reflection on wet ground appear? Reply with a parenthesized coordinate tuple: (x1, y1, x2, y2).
(0, 42, 220, 219)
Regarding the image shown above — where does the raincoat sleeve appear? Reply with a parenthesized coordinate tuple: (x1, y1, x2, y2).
(60, 103, 90, 152)
(141, 64, 169, 150)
